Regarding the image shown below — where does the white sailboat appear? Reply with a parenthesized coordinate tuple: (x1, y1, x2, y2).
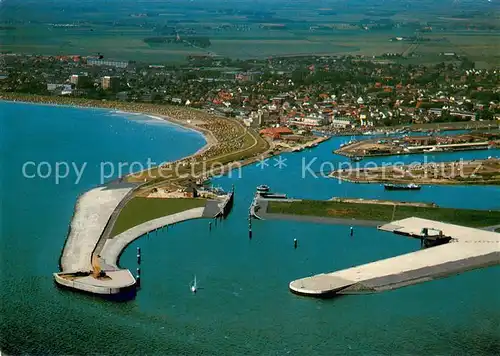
(190, 275, 198, 293)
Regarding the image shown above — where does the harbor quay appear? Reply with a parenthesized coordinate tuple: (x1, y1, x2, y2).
(334, 132, 499, 158)
(247, 187, 500, 297)
(289, 218, 500, 297)
(329, 158, 500, 186)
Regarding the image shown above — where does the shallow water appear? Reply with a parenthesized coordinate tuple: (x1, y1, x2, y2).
(1, 102, 499, 355)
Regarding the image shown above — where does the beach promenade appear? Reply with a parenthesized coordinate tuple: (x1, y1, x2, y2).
(290, 217, 500, 297)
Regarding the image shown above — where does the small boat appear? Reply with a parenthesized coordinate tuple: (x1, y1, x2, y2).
(384, 183, 421, 191)
(424, 147, 444, 153)
(255, 185, 287, 199)
(190, 275, 198, 293)
(256, 185, 270, 194)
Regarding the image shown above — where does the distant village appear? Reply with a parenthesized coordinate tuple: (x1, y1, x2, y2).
(1, 53, 499, 136)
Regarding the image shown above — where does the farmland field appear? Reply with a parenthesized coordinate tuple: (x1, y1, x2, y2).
(1, 0, 498, 65)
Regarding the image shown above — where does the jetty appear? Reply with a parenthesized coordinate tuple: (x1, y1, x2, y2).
(55, 182, 137, 297)
(290, 217, 500, 297)
(54, 183, 234, 299)
(250, 185, 291, 220)
(58, 182, 136, 272)
(98, 207, 206, 270)
(330, 158, 500, 186)
(334, 132, 499, 158)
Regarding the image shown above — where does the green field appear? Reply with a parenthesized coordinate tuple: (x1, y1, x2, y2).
(111, 197, 206, 237)
(268, 200, 500, 228)
(1, 0, 498, 64)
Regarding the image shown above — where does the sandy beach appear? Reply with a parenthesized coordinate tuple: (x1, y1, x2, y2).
(0, 93, 214, 144)
(145, 114, 218, 158)
(0, 93, 267, 187)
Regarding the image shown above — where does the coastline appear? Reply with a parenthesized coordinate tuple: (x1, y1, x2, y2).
(0, 94, 220, 181)
(0, 95, 213, 148)
(0, 93, 333, 188)
(145, 114, 217, 159)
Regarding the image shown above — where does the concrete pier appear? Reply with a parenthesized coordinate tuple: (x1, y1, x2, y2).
(250, 196, 302, 221)
(54, 183, 231, 299)
(54, 183, 137, 297)
(54, 270, 136, 296)
(290, 217, 500, 297)
(60, 184, 134, 272)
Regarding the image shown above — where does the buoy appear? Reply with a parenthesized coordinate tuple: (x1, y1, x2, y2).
(136, 267, 141, 287)
(209, 222, 212, 231)
(249, 229, 252, 239)
(294, 238, 298, 249)
(350, 226, 354, 236)
(136, 247, 141, 264)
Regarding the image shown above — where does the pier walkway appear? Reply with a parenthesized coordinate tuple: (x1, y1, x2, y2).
(55, 182, 234, 298)
(99, 207, 205, 269)
(290, 217, 499, 297)
(60, 183, 134, 272)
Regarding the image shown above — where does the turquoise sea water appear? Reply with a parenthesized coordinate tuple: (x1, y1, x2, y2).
(1, 101, 499, 355)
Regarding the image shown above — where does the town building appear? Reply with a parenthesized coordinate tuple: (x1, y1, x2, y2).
(259, 127, 293, 140)
(289, 114, 328, 128)
(331, 117, 355, 128)
(102, 76, 119, 91)
(183, 182, 198, 198)
(69, 74, 90, 89)
(86, 58, 129, 68)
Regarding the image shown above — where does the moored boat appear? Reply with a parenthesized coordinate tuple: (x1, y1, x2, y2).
(424, 146, 444, 153)
(384, 183, 421, 190)
(256, 185, 287, 199)
(256, 185, 270, 195)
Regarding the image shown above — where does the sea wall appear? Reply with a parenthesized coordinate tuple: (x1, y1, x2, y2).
(60, 184, 133, 272)
(100, 207, 206, 269)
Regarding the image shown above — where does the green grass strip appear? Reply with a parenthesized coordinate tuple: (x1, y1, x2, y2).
(111, 197, 206, 237)
(268, 200, 500, 228)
